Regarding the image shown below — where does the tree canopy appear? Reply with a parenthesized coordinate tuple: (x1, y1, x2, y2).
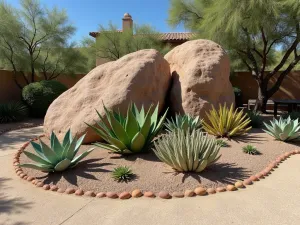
(0, 0, 87, 88)
(168, 0, 300, 111)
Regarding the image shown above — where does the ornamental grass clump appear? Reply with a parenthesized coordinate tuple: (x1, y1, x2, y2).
(203, 104, 251, 138)
(87, 103, 168, 154)
(19, 130, 94, 172)
(164, 114, 202, 132)
(215, 139, 229, 147)
(263, 116, 300, 142)
(153, 129, 221, 172)
(242, 145, 260, 155)
(0, 102, 29, 123)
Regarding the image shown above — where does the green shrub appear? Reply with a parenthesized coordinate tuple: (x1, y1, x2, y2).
(203, 104, 251, 138)
(87, 103, 168, 154)
(22, 80, 67, 117)
(112, 166, 134, 182)
(0, 101, 29, 123)
(246, 110, 263, 128)
(19, 129, 94, 172)
(153, 129, 221, 172)
(215, 139, 229, 147)
(164, 114, 202, 132)
(263, 116, 300, 142)
(282, 111, 300, 120)
(233, 87, 243, 107)
(242, 145, 260, 155)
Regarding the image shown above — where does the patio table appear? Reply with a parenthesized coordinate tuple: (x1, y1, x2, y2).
(273, 99, 300, 117)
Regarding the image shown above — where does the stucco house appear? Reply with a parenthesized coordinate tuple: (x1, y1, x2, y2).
(89, 13, 194, 65)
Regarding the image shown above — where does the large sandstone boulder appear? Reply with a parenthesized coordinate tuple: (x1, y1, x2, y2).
(44, 49, 171, 143)
(164, 39, 234, 118)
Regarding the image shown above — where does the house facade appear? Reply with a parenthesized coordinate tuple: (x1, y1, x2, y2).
(89, 13, 194, 66)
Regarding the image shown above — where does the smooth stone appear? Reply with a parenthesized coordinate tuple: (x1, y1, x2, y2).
(235, 181, 245, 188)
(119, 192, 132, 200)
(96, 192, 106, 198)
(255, 173, 265, 179)
(226, 185, 237, 191)
(106, 192, 118, 199)
(184, 190, 195, 197)
(206, 188, 216, 194)
(243, 179, 253, 185)
(144, 191, 155, 198)
(36, 182, 44, 187)
(249, 175, 259, 182)
(50, 185, 59, 191)
(158, 191, 171, 199)
(172, 192, 184, 198)
(194, 187, 207, 196)
(216, 187, 226, 192)
(43, 184, 50, 190)
(26, 176, 34, 181)
(132, 189, 143, 198)
(65, 188, 75, 194)
(84, 191, 96, 197)
(57, 188, 66, 193)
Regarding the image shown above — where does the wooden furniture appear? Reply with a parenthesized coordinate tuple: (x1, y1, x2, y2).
(273, 99, 300, 117)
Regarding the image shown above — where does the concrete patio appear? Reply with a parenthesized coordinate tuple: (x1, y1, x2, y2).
(1, 127, 300, 225)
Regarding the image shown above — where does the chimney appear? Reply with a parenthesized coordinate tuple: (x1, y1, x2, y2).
(122, 13, 133, 32)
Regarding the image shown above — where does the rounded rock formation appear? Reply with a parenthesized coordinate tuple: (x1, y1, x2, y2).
(164, 40, 234, 118)
(44, 49, 171, 143)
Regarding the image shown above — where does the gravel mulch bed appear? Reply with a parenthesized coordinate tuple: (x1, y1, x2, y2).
(19, 128, 300, 193)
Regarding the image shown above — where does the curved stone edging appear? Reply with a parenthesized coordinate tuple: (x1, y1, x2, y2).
(13, 136, 300, 200)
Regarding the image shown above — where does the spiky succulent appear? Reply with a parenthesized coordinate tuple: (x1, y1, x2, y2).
(164, 114, 202, 132)
(87, 103, 168, 154)
(203, 104, 251, 137)
(247, 110, 263, 128)
(112, 166, 134, 182)
(263, 116, 300, 142)
(215, 139, 229, 147)
(0, 101, 29, 123)
(19, 130, 94, 172)
(153, 129, 221, 172)
(242, 145, 260, 155)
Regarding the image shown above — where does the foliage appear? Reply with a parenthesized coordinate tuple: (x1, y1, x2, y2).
(153, 129, 221, 172)
(263, 116, 300, 142)
(246, 110, 263, 128)
(233, 87, 243, 107)
(22, 80, 67, 117)
(283, 111, 300, 120)
(87, 103, 168, 154)
(164, 114, 202, 132)
(215, 139, 229, 147)
(83, 22, 171, 61)
(168, 0, 300, 112)
(242, 145, 260, 155)
(112, 166, 134, 182)
(203, 104, 251, 137)
(0, 0, 87, 89)
(19, 130, 94, 172)
(0, 101, 29, 123)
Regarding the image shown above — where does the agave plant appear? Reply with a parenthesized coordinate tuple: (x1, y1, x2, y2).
(19, 130, 94, 172)
(263, 116, 300, 142)
(164, 114, 202, 132)
(203, 104, 251, 137)
(153, 129, 221, 172)
(246, 110, 263, 128)
(87, 103, 168, 154)
(242, 145, 260, 155)
(112, 166, 134, 182)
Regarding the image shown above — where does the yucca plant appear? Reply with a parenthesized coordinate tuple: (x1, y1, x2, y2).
(247, 110, 263, 128)
(203, 104, 251, 137)
(164, 114, 202, 132)
(263, 116, 300, 142)
(0, 102, 29, 123)
(87, 103, 168, 154)
(19, 130, 94, 172)
(112, 166, 134, 182)
(242, 145, 260, 155)
(153, 129, 221, 172)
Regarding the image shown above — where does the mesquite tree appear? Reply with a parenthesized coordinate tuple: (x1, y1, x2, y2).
(0, 0, 87, 89)
(168, 0, 300, 112)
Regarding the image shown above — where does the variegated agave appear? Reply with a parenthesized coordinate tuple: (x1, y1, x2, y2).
(263, 116, 300, 142)
(164, 114, 202, 132)
(153, 129, 221, 172)
(19, 130, 94, 172)
(87, 103, 168, 154)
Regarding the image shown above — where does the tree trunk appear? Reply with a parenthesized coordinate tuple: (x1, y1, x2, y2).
(254, 81, 268, 113)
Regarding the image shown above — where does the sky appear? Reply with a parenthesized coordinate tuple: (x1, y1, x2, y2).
(8, 0, 187, 43)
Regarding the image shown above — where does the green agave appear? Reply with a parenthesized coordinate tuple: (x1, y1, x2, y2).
(164, 114, 202, 132)
(19, 130, 94, 172)
(153, 129, 221, 172)
(263, 116, 300, 142)
(87, 103, 168, 154)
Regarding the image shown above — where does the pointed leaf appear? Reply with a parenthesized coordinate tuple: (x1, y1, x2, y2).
(39, 139, 59, 163)
(130, 132, 146, 152)
(54, 159, 71, 171)
(23, 150, 51, 165)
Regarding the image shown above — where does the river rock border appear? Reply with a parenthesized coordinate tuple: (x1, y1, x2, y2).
(13, 135, 300, 200)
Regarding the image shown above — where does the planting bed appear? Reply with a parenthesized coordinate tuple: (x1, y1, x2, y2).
(18, 128, 299, 195)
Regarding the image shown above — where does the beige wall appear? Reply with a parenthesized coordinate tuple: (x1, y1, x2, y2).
(231, 71, 300, 104)
(0, 70, 84, 103)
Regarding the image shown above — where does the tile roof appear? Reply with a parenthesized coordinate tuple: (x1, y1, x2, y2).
(89, 31, 195, 41)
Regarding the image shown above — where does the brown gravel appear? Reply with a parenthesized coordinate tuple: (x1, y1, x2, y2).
(20, 129, 300, 193)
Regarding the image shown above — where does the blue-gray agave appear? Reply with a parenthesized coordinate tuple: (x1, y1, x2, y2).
(20, 130, 94, 172)
(153, 129, 221, 172)
(263, 116, 300, 142)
